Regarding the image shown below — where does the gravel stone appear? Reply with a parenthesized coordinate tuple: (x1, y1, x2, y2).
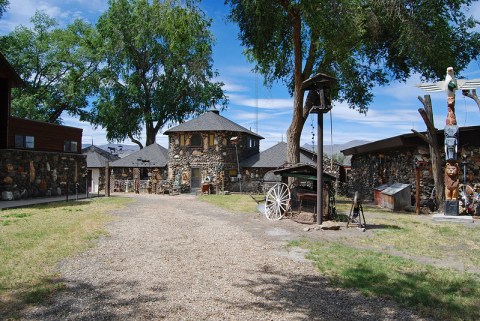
(22, 194, 433, 320)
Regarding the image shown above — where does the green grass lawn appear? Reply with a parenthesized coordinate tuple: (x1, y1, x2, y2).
(201, 193, 480, 321)
(198, 193, 262, 213)
(0, 196, 133, 319)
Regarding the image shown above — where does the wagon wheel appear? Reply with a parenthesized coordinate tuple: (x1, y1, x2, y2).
(265, 183, 291, 220)
(459, 184, 474, 197)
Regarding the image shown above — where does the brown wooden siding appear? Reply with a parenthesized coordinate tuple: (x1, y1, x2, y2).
(8, 117, 82, 153)
(0, 78, 10, 149)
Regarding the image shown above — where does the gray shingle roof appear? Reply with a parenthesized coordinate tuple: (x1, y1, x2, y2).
(109, 143, 168, 168)
(82, 145, 120, 168)
(241, 142, 316, 168)
(163, 110, 264, 139)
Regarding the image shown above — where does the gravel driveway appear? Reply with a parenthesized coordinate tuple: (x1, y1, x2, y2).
(22, 194, 431, 320)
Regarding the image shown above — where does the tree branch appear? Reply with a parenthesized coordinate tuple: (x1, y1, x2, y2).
(48, 103, 68, 123)
(128, 133, 144, 149)
(418, 107, 436, 135)
(411, 129, 433, 146)
(462, 89, 480, 112)
(302, 29, 318, 79)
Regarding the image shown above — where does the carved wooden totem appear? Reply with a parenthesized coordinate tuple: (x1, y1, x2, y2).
(444, 67, 460, 203)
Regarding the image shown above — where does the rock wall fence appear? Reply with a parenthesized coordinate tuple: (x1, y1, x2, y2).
(0, 149, 87, 200)
(347, 145, 480, 206)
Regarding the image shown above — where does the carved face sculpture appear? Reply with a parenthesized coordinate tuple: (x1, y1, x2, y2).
(445, 162, 459, 178)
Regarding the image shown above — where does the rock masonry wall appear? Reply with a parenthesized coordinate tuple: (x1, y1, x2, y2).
(348, 145, 480, 204)
(0, 149, 87, 200)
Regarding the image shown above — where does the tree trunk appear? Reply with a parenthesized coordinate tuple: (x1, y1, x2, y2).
(286, 6, 305, 167)
(413, 95, 444, 209)
(286, 90, 304, 166)
(145, 120, 157, 146)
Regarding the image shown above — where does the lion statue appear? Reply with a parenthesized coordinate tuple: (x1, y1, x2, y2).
(444, 161, 460, 200)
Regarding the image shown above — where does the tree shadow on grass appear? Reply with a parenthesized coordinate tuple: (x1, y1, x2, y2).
(365, 223, 403, 230)
(218, 263, 477, 321)
(27, 199, 95, 210)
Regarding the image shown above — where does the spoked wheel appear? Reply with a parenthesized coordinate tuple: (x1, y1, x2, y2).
(459, 184, 473, 205)
(459, 184, 474, 198)
(265, 183, 291, 220)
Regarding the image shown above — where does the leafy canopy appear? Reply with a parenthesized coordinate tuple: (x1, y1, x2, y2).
(0, 0, 8, 18)
(90, 0, 227, 147)
(227, 0, 480, 113)
(0, 11, 102, 123)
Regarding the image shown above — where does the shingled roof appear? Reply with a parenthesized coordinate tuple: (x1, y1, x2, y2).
(0, 51, 25, 87)
(241, 142, 316, 168)
(109, 143, 168, 168)
(82, 145, 120, 168)
(163, 110, 264, 139)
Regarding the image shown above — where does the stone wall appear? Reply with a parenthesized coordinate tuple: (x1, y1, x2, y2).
(348, 145, 480, 204)
(109, 167, 168, 193)
(0, 149, 87, 200)
(167, 131, 260, 192)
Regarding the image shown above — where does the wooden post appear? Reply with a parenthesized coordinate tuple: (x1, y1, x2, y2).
(106, 162, 110, 197)
(415, 165, 420, 215)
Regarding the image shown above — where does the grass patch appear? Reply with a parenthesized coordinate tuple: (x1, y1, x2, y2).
(198, 194, 261, 213)
(294, 240, 480, 321)
(354, 213, 480, 269)
(0, 196, 133, 319)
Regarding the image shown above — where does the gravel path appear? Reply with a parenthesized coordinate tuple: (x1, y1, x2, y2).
(22, 194, 432, 320)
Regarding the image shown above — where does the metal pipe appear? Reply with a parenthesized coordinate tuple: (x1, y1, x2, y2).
(317, 112, 323, 225)
(235, 143, 242, 192)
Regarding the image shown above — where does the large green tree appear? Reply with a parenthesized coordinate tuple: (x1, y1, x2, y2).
(0, 0, 8, 18)
(90, 0, 226, 148)
(226, 0, 480, 165)
(0, 12, 101, 123)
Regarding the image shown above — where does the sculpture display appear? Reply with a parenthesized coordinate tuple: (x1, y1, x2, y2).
(443, 67, 460, 205)
(416, 67, 480, 215)
(444, 161, 460, 200)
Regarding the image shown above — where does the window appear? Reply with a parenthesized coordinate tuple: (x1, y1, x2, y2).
(15, 135, 34, 149)
(190, 134, 202, 147)
(179, 134, 185, 146)
(247, 137, 257, 148)
(209, 133, 215, 146)
(64, 140, 78, 152)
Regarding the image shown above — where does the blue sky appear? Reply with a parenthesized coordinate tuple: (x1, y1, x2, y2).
(1, 0, 480, 152)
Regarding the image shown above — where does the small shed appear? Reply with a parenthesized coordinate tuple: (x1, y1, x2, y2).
(374, 184, 391, 206)
(381, 183, 411, 211)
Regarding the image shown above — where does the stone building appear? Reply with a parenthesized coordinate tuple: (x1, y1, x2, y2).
(163, 108, 263, 192)
(342, 126, 480, 206)
(109, 143, 169, 193)
(1, 52, 86, 201)
(242, 142, 311, 191)
(82, 145, 120, 194)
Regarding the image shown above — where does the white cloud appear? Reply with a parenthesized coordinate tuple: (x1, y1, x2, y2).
(0, 0, 107, 34)
(228, 94, 293, 109)
(222, 82, 249, 93)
